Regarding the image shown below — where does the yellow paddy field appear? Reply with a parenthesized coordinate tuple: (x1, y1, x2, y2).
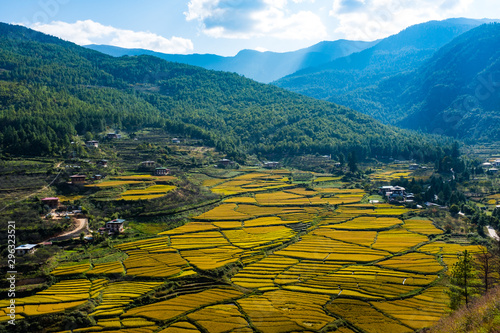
(9, 169, 483, 333)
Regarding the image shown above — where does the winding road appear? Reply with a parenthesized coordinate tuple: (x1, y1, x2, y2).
(45, 217, 90, 242)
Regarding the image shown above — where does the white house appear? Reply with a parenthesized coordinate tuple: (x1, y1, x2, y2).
(15, 244, 38, 255)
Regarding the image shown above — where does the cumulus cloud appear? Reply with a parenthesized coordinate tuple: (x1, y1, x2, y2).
(27, 20, 194, 54)
(184, 0, 327, 39)
(330, 0, 474, 41)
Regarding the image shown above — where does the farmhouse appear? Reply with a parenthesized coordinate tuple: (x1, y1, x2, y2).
(378, 186, 394, 195)
(488, 168, 499, 175)
(97, 159, 108, 167)
(155, 167, 170, 176)
(85, 140, 99, 148)
(41, 197, 59, 208)
(15, 244, 38, 256)
(379, 185, 411, 202)
(141, 161, 155, 167)
(70, 175, 86, 184)
(409, 163, 419, 170)
(218, 159, 234, 167)
(264, 161, 280, 169)
(107, 133, 122, 139)
(105, 219, 125, 233)
(172, 138, 181, 144)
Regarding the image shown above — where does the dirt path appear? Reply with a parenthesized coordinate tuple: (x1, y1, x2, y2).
(487, 226, 499, 241)
(46, 218, 89, 242)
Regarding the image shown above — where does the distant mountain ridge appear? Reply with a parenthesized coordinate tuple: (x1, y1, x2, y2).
(86, 39, 378, 83)
(274, 18, 499, 123)
(273, 19, 500, 142)
(0, 22, 447, 163)
(397, 23, 500, 140)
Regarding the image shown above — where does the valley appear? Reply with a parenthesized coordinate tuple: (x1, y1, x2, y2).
(0, 132, 498, 333)
(0, 18, 500, 333)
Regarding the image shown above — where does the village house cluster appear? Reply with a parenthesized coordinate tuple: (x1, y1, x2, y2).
(378, 186, 415, 203)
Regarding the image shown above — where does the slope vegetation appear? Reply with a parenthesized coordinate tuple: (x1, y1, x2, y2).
(0, 23, 445, 161)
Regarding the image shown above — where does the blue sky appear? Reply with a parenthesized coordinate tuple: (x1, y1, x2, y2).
(1, 0, 499, 56)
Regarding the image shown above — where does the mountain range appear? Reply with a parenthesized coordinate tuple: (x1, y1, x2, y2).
(273, 18, 500, 141)
(0, 22, 446, 163)
(86, 18, 500, 142)
(86, 39, 378, 84)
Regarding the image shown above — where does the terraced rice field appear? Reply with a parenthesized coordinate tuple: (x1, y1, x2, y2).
(7, 169, 482, 332)
(0, 279, 104, 319)
(119, 184, 177, 200)
(90, 281, 163, 317)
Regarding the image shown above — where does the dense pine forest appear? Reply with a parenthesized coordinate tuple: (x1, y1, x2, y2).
(0, 23, 451, 163)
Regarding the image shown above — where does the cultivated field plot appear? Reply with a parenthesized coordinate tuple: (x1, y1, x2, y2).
(0, 279, 105, 319)
(403, 217, 443, 235)
(369, 168, 414, 181)
(118, 184, 177, 201)
(51, 262, 91, 275)
(10, 169, 477, 332)
(90, 281, 163, 317)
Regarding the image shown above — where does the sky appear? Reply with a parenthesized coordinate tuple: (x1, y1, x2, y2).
(0, 0, 499, 56)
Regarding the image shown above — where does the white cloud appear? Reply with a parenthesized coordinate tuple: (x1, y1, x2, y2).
(185, 0, 327, 39)
(27, 20, 194, 54)
(330, 0, 474, 41)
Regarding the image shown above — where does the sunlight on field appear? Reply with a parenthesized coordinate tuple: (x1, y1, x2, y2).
(14, 169, 478, 332)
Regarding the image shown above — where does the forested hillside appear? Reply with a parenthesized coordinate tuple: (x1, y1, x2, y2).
(397, 23, 500, 140)
(274, 18, 496, 125)
(0, 23, 448, 162)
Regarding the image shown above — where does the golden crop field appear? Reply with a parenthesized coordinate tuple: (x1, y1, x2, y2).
(327, 298, 412, 333)
(370, 286, 449, 330)
(194, 203, 252, 220)
(87, 261, 124, 275)
(85, 180, 144, 187)
(237, 290, 333, 332)
(0, 279, 100, 318)
(123, 288, 243, 321)
(404, 218, 444, 235)
(324, 216, 403, 230)
(90, 281, 163, 317)
(118, 184, 177, 200)
(187, 304, 250, 333)
(51, 262, 91, 275)
(10, 169, 482, 332)
(112, 174, 176, 182)
(372, 228, 429, 253)
(376, 252, 444, 274)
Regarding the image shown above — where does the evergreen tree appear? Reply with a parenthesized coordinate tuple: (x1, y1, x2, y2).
(446, 250, 482, 310)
